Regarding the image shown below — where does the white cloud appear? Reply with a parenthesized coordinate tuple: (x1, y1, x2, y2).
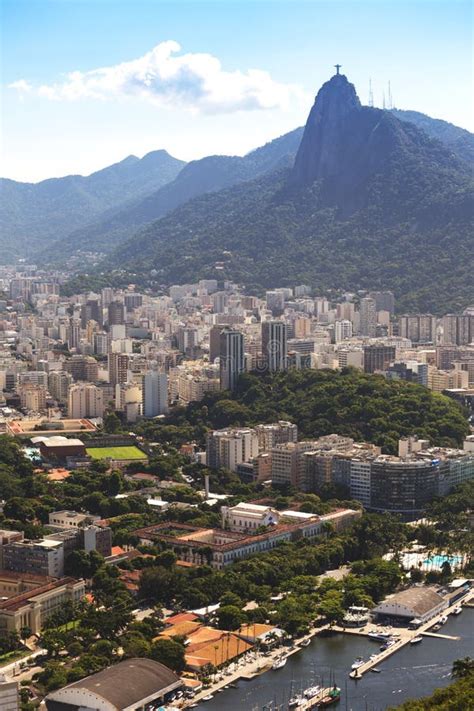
(8, 79, 33, 93)
(8, 40, 306, 114)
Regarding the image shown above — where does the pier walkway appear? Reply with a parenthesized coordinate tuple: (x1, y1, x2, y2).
(421, 631, 460, 640)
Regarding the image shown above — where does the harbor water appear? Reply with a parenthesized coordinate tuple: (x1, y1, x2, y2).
(195, 609, 473, 710)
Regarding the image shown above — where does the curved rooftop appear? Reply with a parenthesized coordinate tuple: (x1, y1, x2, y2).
(45, 658, 181, 710)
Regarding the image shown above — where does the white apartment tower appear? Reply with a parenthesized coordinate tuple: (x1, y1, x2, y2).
(142, 370, 168, 417)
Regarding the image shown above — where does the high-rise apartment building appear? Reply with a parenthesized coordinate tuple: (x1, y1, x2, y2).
(48, 371, 73, 404)
(177, 327, 198, 355)
(142, 371, 168, 417)
(101, 287, 114, 308)
(19, 383, 47, 412)
(441, 314, 474, 345)
(63, 355, 99, 382)
(265, 290, 285, 316)
(0, 676, 20, 711)
(255, 421, 298, 451)
(398, 314, 436, 343)
(68, 383, 105, 418)
(293, 316, 312, 338)
(209, 325, 223, 363)
(206, 428, 259, 472)
(271, 441, 319, 489)
(261, 321, 287, 372)
(108, 300, 125, 326)
(3, 539, 64, 577)
(93, 333, 109, 355)
(363, 345, 396, 373)
(359, 297, 377, 337)
(219, 328, 244, 391)
(335, 320, 353, 343)
(108, 352, 129, 387)
(386, 361, 429, 387)
(80, 299, 102, 329)
(428, 367, 469, 392)
(124, 292, 143, 310)
(68, 319, 82, 350)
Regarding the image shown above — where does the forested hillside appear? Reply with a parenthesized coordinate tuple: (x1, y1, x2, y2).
(162, 369, 470, 454)
(0, 150, 185, 260)
(40, 127, 304, 263)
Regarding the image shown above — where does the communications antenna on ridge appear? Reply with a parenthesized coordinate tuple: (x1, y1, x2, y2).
(388, 81, 393, 110)
(382, 91, 386, 110)
(368, 78, 374, 107)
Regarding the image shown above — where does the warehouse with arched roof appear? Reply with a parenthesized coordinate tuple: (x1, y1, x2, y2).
(44, 658, 182, 711)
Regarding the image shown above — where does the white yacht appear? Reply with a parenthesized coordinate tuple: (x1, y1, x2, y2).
(272, 655, 288, 670)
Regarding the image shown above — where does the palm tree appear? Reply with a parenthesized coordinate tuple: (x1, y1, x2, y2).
(452, 657, 474, 679)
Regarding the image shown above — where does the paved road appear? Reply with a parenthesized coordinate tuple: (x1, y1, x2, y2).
(1, 649, 46, 680)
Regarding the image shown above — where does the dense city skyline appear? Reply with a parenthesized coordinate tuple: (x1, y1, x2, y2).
(1, 1, 473, 709)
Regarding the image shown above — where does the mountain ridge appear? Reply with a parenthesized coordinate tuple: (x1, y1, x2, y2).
(39, 127, 304, 263)
(103, 73, 473, 313)
(0, 149, 186, 261)
(49, 103, 473, 268)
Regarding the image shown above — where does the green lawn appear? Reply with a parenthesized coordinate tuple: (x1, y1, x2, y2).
(56, 619, 80, 633)
(86, 445, 147, 461)
(0, 648, 30, 667)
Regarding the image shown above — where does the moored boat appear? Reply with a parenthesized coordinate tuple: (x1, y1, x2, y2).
(317, 686, 341, 707)
(452, 606, 462, 616)
(304, 684, 321, 698)
(272, 655, 287, 670)
(367, 632, 392, 642)
(439, 615, 448, 625)
(410, 635, 423, 645)
(300, 637, 312, 647)
(351, 657, 364, 670)
(288, 695, 303, 708)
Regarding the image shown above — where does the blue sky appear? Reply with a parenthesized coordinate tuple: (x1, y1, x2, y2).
(2, 0, 472, 182)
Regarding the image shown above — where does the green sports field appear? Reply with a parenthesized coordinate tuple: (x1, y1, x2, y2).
(86, 445, 147, 461)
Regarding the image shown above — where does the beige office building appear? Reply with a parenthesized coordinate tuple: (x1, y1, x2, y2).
(0, 576, 85, 635)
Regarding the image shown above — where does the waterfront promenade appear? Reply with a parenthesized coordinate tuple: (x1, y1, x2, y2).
(184, 630, 329, 707)
(186, 588, 472, 706)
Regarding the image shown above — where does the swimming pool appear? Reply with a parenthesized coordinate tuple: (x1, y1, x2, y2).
(423, 554, 462, 567)
(23, 446, 42, 461)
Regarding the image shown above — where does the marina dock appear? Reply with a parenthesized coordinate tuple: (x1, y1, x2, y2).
(183, 590, 472, 706)
(349, 590, 473, 679)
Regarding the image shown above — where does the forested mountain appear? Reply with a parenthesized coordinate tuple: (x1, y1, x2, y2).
(40, 127, 304, 262)
(46, 107, 472, 266)
(391, 109, 474, 167)
(3, 73, 473, 307)
(107, 74, 473, 313)
(0, 150, 185, 260)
